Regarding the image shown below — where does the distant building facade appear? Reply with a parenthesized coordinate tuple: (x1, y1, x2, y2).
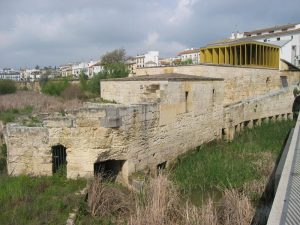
(125, 57, 137, 76)
(178, 48, 200, 64)
(88, 61, 103, 77)
(230, 23, 300, 67)
(0, 68, 20, 81)
(59, 64, 73, 77)
(136, 51, 159, 68)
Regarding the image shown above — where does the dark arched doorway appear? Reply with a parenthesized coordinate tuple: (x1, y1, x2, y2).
(52, 144, 67, 174)
(94, 160, 125, 181)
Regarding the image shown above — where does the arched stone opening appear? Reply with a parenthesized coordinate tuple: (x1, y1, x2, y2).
(94, 160, 125, 181)
(52, 144, 67, 174)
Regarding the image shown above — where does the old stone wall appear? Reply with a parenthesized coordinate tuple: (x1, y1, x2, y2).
(136, 64, 300, 105)
(5, 80, 224, 183)
(223, 87, 294, 140)
(5, 67, 300, 183)
(4, 124, 51, 176)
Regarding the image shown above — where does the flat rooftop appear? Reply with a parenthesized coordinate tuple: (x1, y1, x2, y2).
(102, 73, 223, 82)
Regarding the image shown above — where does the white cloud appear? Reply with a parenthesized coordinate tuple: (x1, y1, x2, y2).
(145, 32, 160, 48)
(168, 0, 198, 25)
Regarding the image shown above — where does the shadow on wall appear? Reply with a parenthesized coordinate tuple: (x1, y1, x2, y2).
(292, 95, 300, 119)
(94, 160, 125, 181)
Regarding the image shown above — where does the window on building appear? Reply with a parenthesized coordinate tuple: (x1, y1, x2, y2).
(280, 76, 288, 88)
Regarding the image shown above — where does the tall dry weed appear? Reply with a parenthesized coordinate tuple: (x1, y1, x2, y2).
(218, 189, 255, 225)
(86, 173, 259, 225)
(185, 199, 218, 225)
(87, 175, 133, 220)
(129, 173, 182, 225)
(0, 91, 83, 113)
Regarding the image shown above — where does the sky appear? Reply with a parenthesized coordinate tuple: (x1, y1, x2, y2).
(0, 0, 299, 68)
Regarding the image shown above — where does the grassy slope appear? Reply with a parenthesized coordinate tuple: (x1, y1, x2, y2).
(0, 173, 86, 225)
(172, 120, 295, 197)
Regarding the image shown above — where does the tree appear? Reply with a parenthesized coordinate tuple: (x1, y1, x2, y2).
(101, 48, 126, 65)
(100, 48, 129, 78)
(79, 71, 88, 91)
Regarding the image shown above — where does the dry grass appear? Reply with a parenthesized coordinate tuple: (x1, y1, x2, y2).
(87, 175, 133, 220)
(218, 189, 255, 225)
(184, 199, 218, 225)
(82, 173, 263, 225)
(129, 173, 182, 225)
(0, 91, 83, 113)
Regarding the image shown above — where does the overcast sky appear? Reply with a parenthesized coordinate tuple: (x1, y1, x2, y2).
(0, 0, 299, 68)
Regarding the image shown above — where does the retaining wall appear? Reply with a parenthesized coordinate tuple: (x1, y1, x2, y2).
(136, 64, 300, 105)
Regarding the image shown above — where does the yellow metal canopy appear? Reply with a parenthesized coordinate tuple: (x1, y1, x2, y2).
(200, 41, 279, 69)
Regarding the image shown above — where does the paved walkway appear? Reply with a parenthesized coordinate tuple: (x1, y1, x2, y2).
(268, 116, 300, 225)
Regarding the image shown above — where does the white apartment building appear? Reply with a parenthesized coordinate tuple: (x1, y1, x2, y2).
(178, 48, 200, 64)
(0, 68, 21, 81)
(72, 60, 101, 77)
(136, 51, 159, 68)
(72, 62, 89, 77)
(230, 23, 300, 67)
(59, 64, 73, 77)
(21, 69, 41, 82)
(88, 61, 103, 77)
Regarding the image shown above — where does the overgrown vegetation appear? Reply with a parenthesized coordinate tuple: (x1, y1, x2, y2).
(0, 91, 83, 114)
(77, 175, 133, 224)
(0, 80, 17, 95)
(0, 174, 86, 225)
(38, 48, 129, 100)
(41, 77, 70, 96)
(172, 120, 295, 194)
(0, 106, 33, 123)
(0, 141, 86, 225)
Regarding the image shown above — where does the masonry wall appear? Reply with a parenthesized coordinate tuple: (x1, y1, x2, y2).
(136, 64, 300, 105)
(101, 80, 167, 104)
(4, 125, 51, 176)
(5, 80, 224, 183)
(223, 87, 294, 140)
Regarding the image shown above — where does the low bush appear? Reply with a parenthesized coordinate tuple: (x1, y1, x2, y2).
(41, 78, 69, 96)
(0, 80, 17, 95)
(60, 84, 85, 100)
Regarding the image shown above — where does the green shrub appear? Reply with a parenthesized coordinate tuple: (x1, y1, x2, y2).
(41, 78, 69, 96)
(0, 80, 17, 95)
(0, 106, 33, 123)
(87, 73, 102, 94)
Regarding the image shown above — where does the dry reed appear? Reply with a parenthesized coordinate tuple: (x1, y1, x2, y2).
(87, 175, 133, 220)
(85, 173, 261, 225)
(0, 91, 83, 113)
(129, 173, 182, 225)
(217, 189, 255, 225)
